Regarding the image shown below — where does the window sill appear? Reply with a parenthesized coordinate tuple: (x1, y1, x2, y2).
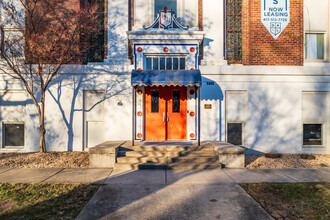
(302, 145, 325, 149)
(304, 60, 328, 63)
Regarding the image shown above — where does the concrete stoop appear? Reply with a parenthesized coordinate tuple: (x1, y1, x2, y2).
(89, 141, 245, 169)
(115, 142, 219, 170)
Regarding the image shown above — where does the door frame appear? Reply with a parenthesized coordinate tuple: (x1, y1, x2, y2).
(132, 85, 201, 145)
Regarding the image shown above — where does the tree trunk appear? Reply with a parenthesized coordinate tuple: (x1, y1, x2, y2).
(39, 92, 46, 152)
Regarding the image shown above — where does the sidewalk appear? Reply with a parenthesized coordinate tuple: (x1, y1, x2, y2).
(1, 168, 329, 219)
(0, 167, 329, 184)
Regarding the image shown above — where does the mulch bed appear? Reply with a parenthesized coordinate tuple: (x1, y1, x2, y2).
(0, 152, 89, 168)
(0, 152, 329, 169)
(246, 154, 330, 169)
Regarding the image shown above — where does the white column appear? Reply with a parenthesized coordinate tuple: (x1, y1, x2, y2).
(200, 0, 227, 65)
(106, 0, 131, 64)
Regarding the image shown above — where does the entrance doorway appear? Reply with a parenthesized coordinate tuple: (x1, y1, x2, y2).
(145, 86, 187, 140)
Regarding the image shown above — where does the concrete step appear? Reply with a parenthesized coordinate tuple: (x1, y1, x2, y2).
(114, 163, 167, 170)
(116, 156, 218, 164)
(120, 145, 214, 152)
(169, 156, 218, 163)
(121, 150, 216, 157)
(166, 145, 215, 151)
(120, 145, 167, 151)
(167, 151, 217, 157)
(167, 162, 221, 170)
(122, 151, 166, 157)
(117, 156, 168, 163)
(114, 162, 221, 170)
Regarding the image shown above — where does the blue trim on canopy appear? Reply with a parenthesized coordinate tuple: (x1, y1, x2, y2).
(131, 70, 202, 87)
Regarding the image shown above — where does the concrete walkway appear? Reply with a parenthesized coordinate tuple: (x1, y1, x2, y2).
(0, 167, 329, 184)
(0, 168, 329, 219)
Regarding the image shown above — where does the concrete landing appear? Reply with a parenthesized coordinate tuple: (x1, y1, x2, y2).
(76, 183, 273, 220)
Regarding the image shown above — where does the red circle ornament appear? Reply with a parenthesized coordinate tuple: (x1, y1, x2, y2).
(190, 47, 195, 53)
(189, 112, 195, 117)
(190, 68, 195, 70)
(190, 133, 195, 138)
(189, 90, 195, 95)
(137, 111, 143, 116)
(137, 90, 142, 95)
(137, 133, 142, 138)
(163, 47, 169, 52)
(137, 68, 142, 70)
(137, 47, 142, 52)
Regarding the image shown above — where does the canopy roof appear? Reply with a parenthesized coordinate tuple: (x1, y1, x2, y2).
(131, 70, 202, 87)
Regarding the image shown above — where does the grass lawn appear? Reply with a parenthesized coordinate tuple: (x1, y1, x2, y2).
(241, 183, 330, 219)
(0, 183, 100, 219)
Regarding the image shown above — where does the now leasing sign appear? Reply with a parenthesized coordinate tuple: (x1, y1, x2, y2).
(261, 0, 290, 39)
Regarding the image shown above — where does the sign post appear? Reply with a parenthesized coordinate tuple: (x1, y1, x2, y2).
(261, 0, 290, 39)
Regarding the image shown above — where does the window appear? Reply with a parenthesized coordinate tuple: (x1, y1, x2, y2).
(303, 124, 322, 145)
(88, 0, 105, 62)
(0, 29, 24, 58)
(225, 0, 243, 64)
(305, 33, 324, 60)
(227, 123, 242, 145)
(172, 90, 180, 112)
(151, 90, 159, 112)
(155, 0, 177, 18)
(145, 56, 185, 70)
(3, 123, 24, 148)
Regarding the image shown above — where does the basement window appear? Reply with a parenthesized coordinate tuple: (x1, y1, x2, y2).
(3, 123, 24, 148)
(303, 124, 322, 146)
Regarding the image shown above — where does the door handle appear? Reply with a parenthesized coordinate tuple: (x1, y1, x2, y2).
(163, 112, 165, 122)
(166, 112, 169, 122)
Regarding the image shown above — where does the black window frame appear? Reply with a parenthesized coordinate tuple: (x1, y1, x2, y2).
(2, 122, 25, 148)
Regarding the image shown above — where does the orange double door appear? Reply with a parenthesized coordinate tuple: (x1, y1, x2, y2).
(145, 86, 187, 140)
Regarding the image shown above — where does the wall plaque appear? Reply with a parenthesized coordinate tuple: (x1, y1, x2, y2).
(204, 104, 212, 109)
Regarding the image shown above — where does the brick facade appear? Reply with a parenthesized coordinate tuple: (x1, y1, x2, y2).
(242, 0, 303, 66)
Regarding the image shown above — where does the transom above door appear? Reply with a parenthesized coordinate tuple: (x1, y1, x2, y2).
(145, 86, 187, 140)
(145, 56, 186, 70)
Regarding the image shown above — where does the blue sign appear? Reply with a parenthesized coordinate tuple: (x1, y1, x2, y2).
(261, 0, 290, 39)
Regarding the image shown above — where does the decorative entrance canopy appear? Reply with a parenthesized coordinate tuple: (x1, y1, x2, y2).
(131, 70, 202, 87)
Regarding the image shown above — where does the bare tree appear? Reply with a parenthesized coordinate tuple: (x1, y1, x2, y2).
(0, 0, 97, 152)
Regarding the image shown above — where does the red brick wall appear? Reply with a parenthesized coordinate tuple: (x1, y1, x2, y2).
(242, 0, 303, 66)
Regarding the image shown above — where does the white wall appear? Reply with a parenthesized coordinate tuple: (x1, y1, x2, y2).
(200, 71, 330, 154)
